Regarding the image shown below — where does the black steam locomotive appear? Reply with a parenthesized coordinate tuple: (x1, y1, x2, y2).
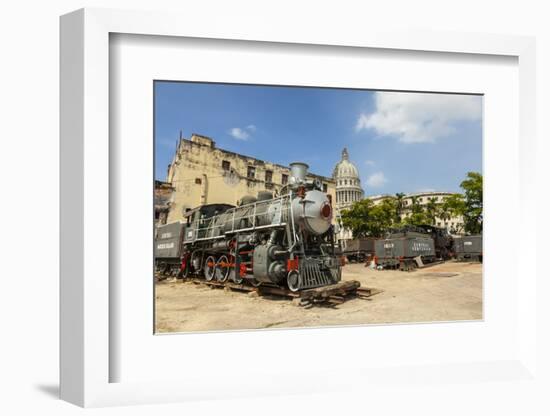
(155, 162, 342, 292)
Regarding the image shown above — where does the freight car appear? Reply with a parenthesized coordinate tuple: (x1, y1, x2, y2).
(155, 162, 342, 292)
(374, 233, 436, 270)
(155, 204, 233, 277)
(342, 238, 376, 263)
(454, 235, 482, 262)
(389, 224, 453, 260)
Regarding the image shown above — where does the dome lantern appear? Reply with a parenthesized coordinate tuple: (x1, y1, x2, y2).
(342, 147, 349, 160)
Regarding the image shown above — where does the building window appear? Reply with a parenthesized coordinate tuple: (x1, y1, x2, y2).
(195, 178, 202, 185)
(323, 183, 328, 193)
(344, 179, 348, 185)
(222, 160, 230, 171)
(247, 166, 255, 179)
(282, 174, 288, 185)
(419, 197, 423, 202)
(265, 170, 273, 183)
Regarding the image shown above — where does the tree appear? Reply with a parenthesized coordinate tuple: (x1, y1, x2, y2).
(425, 197, 438, 225)
(394, 192, 406, 223)
(440, 193, 466, 233)
(403, 195, 428, 226)
(460, 172, 483, 234)
(341, 197, 396, 238)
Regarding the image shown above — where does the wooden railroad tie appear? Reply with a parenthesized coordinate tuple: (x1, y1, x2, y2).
(161, 276, 381, 307)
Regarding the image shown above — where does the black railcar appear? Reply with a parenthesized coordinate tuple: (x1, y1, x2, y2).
(374, 234, 436, 270)
(454, 235, 482, 262)
(373, 224, 453, 270)
(342, 238, 376, 263)
(389, 224, 454, 260)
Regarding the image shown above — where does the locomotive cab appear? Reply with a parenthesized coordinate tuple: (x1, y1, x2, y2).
(183, 203, 234, 242)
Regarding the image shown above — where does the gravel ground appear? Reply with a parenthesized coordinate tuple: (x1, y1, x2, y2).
(155, 260, 482, 333)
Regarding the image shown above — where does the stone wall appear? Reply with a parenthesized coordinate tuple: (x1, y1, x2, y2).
(165, 134, 336, 223)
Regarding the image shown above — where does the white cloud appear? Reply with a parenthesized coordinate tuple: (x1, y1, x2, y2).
(366, 171, 387, 188)
(356, 92, 482, 143)
(364, 159, 376, 166)
(228, 124, 257, 141)
(229, 127, 250, 141)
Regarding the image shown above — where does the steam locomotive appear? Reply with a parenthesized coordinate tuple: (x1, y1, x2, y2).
(155, 162, 342, 292)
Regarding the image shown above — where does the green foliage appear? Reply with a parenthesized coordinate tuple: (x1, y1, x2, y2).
(439, 193, 466, 233)
(437, 173, 482, 234)
(340, 197, 396, 238)
(339, 171, 482, 237)
(402, 195, 429, 226)
(460, 172, 483, 234)
(425, 197, 439, 225)
(394, 192, 406, 223)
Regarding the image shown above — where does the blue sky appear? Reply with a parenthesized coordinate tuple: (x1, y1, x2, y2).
(154, 81, 482, 195)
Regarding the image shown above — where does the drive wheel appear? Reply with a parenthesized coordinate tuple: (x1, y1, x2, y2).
(204, 256, 216, 281)
(181, 258, 190, 279)
(229, 269, 243, 284)
(215, 255, 230, 282)
(287, 270, 301, 292)
(249, 278, 262, 287)
(190, 250, 203, 276)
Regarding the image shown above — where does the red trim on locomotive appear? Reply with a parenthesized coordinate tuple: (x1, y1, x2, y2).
(287, 258, 299, 271)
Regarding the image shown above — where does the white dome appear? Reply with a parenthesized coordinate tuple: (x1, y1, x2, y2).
(333, 148, 364, 209)
(333, 148, 361, 182)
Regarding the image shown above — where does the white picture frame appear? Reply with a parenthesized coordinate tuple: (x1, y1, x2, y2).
(60, 8, 538, 408)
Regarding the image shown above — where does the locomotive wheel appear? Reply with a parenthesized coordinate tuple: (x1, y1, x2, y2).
(227, 254, 244, 284)
(287, 271, 302, 292)
(229, 269, 243, 284)
(249, 278, 261, 287)
(190, 250, 203, 276)
(229, 269, 241, 284)
(204, 256, 216, 281)
(181, 261, 190, 279)
(215, 255, 230, 282)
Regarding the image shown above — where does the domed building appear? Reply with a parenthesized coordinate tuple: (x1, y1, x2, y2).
(333, 148, 364, 210)
(332, 148, 364, 244)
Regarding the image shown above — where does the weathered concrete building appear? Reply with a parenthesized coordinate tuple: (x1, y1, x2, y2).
(165, 133, 336, 223)
(154, 180, 174, 225)
(368, 191, 465, 234)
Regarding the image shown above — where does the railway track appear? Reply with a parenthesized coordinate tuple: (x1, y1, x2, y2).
(156, 274, 381, 307)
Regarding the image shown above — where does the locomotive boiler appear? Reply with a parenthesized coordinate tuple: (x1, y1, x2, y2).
(155, 162, 342, 292)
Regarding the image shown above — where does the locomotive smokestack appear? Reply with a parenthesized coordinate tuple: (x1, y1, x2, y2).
(289, 162, 309, 185)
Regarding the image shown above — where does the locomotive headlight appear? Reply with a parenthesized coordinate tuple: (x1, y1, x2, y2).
(320, 202, 332, 219)
(291, 189, 332, 235)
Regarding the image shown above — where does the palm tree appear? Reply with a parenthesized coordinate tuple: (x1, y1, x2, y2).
(394, 192, 405, 224)
(404, 195, 426, 225)
(437, 198, 452, 228)
(426, 197, 438, 225)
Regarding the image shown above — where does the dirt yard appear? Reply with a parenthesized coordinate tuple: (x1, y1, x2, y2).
(155, 261, 482, 333)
